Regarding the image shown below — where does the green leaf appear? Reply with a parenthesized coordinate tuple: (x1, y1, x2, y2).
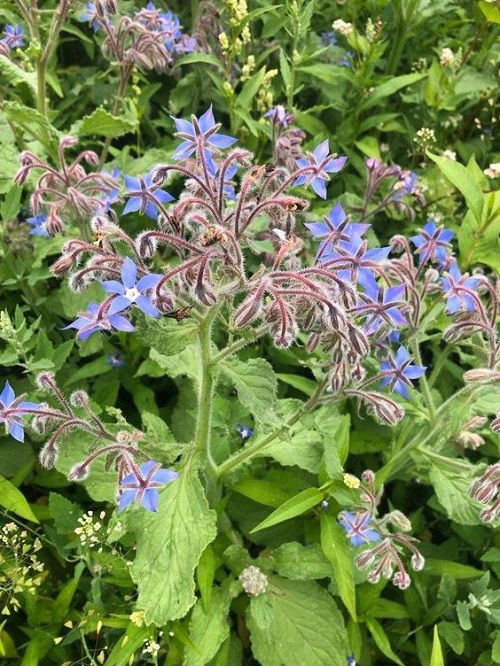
(0, 54, 36, 94)
(3, 101, 59, 153)
(269, 542, 333, 580)
(438, 621, 464, 655)
(0, 475, 39, 523)
(220, 358, 277, 424)
(457, 191, 500, 271)
(75, 106, 138, 138)
(104, 623, 151, 666)
(430, 625, 445, 666)
(279, 49, 292, 95)
(63, 356, 112, 385)
(139, 317, 199, 357)
(427, 152, 483, 222)
(296, 63, 353, 85)
(323, 414, 350, 478)
(320, 513, 357, 619)
(232, 478, 291, 507)
(424, 559, 483, 579)
(250, 487, 323, 533)
(429, 462, 483, 525)
(128, 464, 217, 625)
(236, 67, 266, 110)
(479, 1, 500, 22)
(276, 373, 316, 396)
(365, 618, 404, 666)
(0, 184, 22, 220)
(174, 52, 223, 70)
(359, 72, 426, 111)
(184, 582, 238, 666)
(48, 492, 81, 533)
(247, 577, 348, 666)
(456, 601, 472, 631)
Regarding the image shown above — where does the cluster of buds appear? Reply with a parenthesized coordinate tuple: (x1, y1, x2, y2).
(0, 522, 44, 615)
(339, 470, 424, 589)
(456, 416, 487, 450)
(264, 106, 306, 170)
(470, 463, 500, 523)
(15, 136, 120, 235)
(362, 157, 426, 221)
(80, 0, 196, 75)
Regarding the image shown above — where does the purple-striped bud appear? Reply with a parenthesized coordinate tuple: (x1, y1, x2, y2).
(39, 442, 59, 469)
(68, 463, 89, 481)
(233, 287, 265, 328)
(393, 570, 411, 589)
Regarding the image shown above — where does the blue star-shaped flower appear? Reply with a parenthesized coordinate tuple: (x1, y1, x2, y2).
(0, 380, 39, 442)
(393, 170, 418, 199)
(263, 106, 293, 128)
(118, 460, 179, 512)
(79, 3, 100, 32)
(339, 511, 381, 546)
(355, 273, 408, 335)
(176, 34, 197, 54)
(235, 424, 254, 441)
(101, 257, 162, 318)
(63, 302, 135, 340)
(107, 353, 126, 367)
(294, 140, 347, 199)
(441, 263, 479, 314)
(321, 235, 391, 286)
(26, 213, 50, 238)
(123, 169, 174, 220)
(1, 25, 25, 50)
(160, 12, 182, 51)
(218, 163, 239, 200)
(380, 345, 426, 399)
(410, 219, 454, 265)
(305, 202, 370, 261)
(171, 106, 237, 169)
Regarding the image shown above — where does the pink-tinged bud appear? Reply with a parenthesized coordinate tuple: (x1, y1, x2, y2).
(457, 431, 484, 450)
(411, 552, 425, 572)
(365, 157, 381, 171)
(466, 416, 488, 430)
(346, 324, 369, 357)
(393, 570, 411, 589)
(36, 371, 56, 390)
(51, 254, 75, 277)
(82, 151, 100, 166)
(491, 414, 500, 434)
(367, 571, 381, 584)
(70, 390, 89, 407)
(351, 362, 365, 382)
(463, 369, 500, 385)
(68, 463, 89, 481)
(136, 232, 158, 259)
(39, 443, 58, 469)
(60, 135, 79, 151)
(329, 357, 350, 394)
(31, 404, 50, 435)
(470, 480, 497, 504)
(361, 469, 376, 486)
(46, 209, 64, 235)
(192, 276, 216, 306)
(116, 430, 132, 445)
(30, 192, 41, 215)
(355, 550, 376, 570)
(15, 166, 31, 186)
(305, 332, 320, 353)
(233, 288, 265, 328)
(68, 271, 89, 293)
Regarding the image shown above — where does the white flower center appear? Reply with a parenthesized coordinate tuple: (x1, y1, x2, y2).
(124, 287, 140, 302)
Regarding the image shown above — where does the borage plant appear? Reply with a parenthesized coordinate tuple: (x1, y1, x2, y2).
(6, 105, 500, 664)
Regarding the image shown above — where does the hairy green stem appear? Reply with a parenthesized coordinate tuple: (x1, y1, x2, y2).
(386, 0, 419, 75)
(210, 324, 268, 366)
(411, 337, 436, 418)
(216, 376, 328, 478)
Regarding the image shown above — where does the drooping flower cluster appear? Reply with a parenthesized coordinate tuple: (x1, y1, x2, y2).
(339, 470, 425, 590)
(15, 136, 120, 235)
(470, 463, 500, 523)
(79, 0, 196, 74)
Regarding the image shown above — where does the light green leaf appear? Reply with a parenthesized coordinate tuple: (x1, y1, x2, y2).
(236, 67, 266, 110)
(424, 559, 483, 579)
(427, 152, 483, 222)
(457, 191, 500, 271)
(150, 344, 200, 380)
(456, 601, 472, 630)
(184, 582, 238, 666)
(430, 625, 445, 666)
(323, 413, 350, 479)
(138, 317, 199, 357)
(279, 49, 292, 94)
(366, 618, 404, 666)
(269, 542, 333, 580)
(429, 462, 483, 525)
(276, 373, 315, 396)
(359, 72, 426, 111)
(104, 623, 151, 666)
(129, 464, 217, 625)
(48, 492, 81, 534)
(220, 358, 277, 424)
(250, 487, 323, 533)
(174, 52, 223, 70)
(0, 475, 39, 523)
(320, 513, 356, 619)
(232, 479, 291, 508)
(247, 577, 348, 666)
(438, 621, 464, 656)
(0, 54, 36, 94)
(479, 1, 500, 22)
(75, 106, 138, 138)
(296, 63, 353, 85)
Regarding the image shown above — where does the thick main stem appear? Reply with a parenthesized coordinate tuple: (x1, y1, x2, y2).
(193, 309, 217, 470)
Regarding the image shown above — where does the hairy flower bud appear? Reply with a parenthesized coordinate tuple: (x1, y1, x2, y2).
(491, 413, 500, 434)
(239, 566, 268, 597)
(36, 371, 56, 390)
(463, 369, 500, 385)
(393, 570, 411, 589)
(410, 551, 425, 572)
(233, 288, 265, 328)
(136, 232, 158, 259)
(70, 390, 89, 407)
(68, 463, 89, 481)
(39, 443, 59, 469)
